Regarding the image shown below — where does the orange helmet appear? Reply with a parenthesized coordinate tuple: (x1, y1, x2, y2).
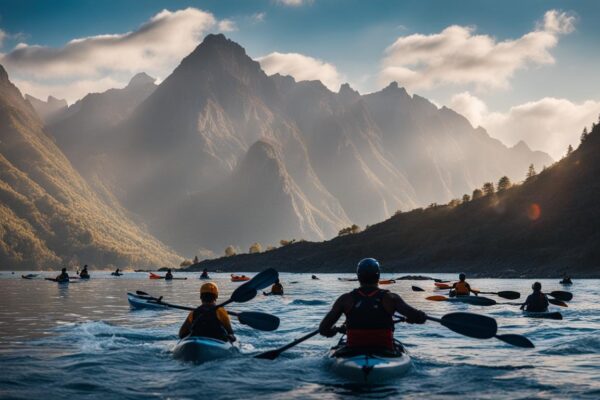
(200, 282, 219, 296)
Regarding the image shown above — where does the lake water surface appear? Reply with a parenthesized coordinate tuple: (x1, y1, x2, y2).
(1, 272, 599, 399)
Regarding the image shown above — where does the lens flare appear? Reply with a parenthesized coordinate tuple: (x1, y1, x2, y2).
(527, 203, 541, 220)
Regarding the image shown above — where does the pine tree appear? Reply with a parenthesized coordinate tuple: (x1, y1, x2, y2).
(581, 127, 589, 143)
(567, 144, 573, 156)
(462, 194, 471, 203)
(526, 164, 537, 181)
(497, 176, 512, 192)
(482, 182, 495, 196)
(472, 189, 483, 200)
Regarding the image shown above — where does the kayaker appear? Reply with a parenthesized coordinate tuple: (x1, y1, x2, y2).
(319, 258, 426, 349)
(520, 282, 549, 312)
(560, 274, 572, 284)
(270, 279, 284, 295)
(79, 265, 90, 279)
(450, 273, 477, 296)
(178, 282, 236, 342)
(55, 268, 69, 282)
(312, 275, 319, 280)
(165, 269, 173, 280)
(200, 268, 209, 279)
(112, 268, 121, 276)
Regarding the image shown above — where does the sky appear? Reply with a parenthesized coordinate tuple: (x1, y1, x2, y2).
(0, 0, 599, 159)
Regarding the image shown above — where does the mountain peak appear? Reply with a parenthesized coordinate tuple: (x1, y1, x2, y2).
(128, 72, 156, 87)
(339, 83, 360, 97)
(0, 64, 9, 84)
(512, 140, 531, 152)
(380, 81, 409, 97)
(186, 33, 247, 63)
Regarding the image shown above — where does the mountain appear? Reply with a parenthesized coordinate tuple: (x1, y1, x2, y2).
(24, 94, 67, 124)
(48, 34, 553, 257)
(188, 122, 600, 277)
(0, 65, 180, 269)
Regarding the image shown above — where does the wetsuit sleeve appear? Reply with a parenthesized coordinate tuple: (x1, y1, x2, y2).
(178, 311, 194, 339)
(216, 308, 234, 334)
(319, 295, 346, 337)
(391, 293, 426, 324)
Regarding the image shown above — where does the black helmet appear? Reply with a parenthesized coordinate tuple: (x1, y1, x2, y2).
(357, 258, 380, 284)
(532, 282, 542, 291)
(459, 273, 466, 281)
(61, 267, 66, 273)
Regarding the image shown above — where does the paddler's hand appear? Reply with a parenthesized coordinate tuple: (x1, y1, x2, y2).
(321, 327, 338, 338)
(228, 334, 237, 343)
(406, 310, 427, 324)
(334, 325, 347, 335)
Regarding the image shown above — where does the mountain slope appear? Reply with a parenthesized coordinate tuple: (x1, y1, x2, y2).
(0, 65, 179, 269)
(24, 94, 67, 124)
(189, 122, 600, 277)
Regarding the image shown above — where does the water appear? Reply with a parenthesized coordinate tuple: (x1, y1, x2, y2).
(1, 272, 599, 399)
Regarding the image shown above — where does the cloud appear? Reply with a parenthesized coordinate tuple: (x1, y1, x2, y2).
(0, 8, 224, 101)
(251, 12, 266, 23)
(0, 29, 6, 48)
(380, 10, 576, 91)
(13, 76, 124, 104)
(449, 92, 600, 159)
(276, 0, 309, 6)
(256, 52, 343, 91)
(218, 19, 237, 32)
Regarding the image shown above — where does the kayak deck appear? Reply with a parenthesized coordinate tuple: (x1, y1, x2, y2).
(328, 339, 411, 384)
(127, 293, 169, 310)
(523, 311, 563, 320)
(173, 336, 238, 363)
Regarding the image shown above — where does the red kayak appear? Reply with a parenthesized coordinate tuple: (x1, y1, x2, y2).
(231, 274, 251, 282)
(149, 272, 187, 280)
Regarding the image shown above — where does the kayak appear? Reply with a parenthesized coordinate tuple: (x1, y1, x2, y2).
(199, 275, 210, 280)
(263, 291, 283, 296)
(21, 274, 39, 279)
(111, 272, 123, 276)
(523, 311, 563, 320)
(79, 275, 90, 280)
(379, 280, 395, 285)
(435, 282, 453, 289)
(447, 296, 496, 306)
(231, 275, 250, 282)
(338, 277, 358, 282)
(149, 272, 187, 280)
(559, 280, 572, 285)
(337, 278, 396, 284)
(173, 336, 238, 363)
(45, 278, 71, 283)
(328, 339, 411, 384)
(127, 292, 169, 310)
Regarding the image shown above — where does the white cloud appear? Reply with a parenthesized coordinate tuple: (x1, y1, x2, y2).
(449, 92, 600, 159)
(380, 10, 575, 91)
(276, 0, 309, 6)
(0, 29, 6, 47)
(218, 19, 237, 32)
(14, 76, 125, 104)
(251, 12, 266, 23)
(0, 7, 225, 101)
(256, 52, 343, 91)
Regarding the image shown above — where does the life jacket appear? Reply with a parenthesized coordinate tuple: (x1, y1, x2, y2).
(454, 281, 470, 296)
(271, 283, 283, 295)
(346, 288, 394, 349)
(525, 292, 549, 312)
(189, 304, 229, 341)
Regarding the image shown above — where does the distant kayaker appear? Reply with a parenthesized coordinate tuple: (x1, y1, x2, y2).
(450, 273, 477, 296)
(200, 268, 209, 279)
(56, 268, 69, 282)
(270, 279, 284, 295)
(521, 282, 549, 312)
(178, 282, 236, 342)
(319, 258, 426, 350)
(112, 268, 121, 276)
(560, 274, 572, 284)
(312, 275, 319, 280)
(79, 265, 90, 279)
(165, 269, 173, 280)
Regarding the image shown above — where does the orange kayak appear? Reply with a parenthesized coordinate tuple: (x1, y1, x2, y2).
(435, 282, 453, 289)
(231, 274, 250, 282)
(149, 272, 163, 279)
(378, 279, 396, 285)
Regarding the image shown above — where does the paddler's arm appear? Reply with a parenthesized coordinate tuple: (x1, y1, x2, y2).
(319, 294, 348, 337)
(178, 311, 194, 339)
(216, 308, 234, 335)
(389, 293, 426, 323)
(467, 283, 478, 296)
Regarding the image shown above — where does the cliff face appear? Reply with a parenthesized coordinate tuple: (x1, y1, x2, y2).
(0, 65, 180, 269)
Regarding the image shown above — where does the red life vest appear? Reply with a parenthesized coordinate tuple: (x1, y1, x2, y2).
(346, 289, 394, 349)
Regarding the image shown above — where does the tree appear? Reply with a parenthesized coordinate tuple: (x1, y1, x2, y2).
(581, 127, 589, 143)
(526, 164, 537, 181)
(472, 189, 483, 200)
(462, 194, 471, 203)
(351, 224, 361, 234)
(280, 239, 295, 246)
(566, 144, 574, 156)
(193, 255, 199, 264)
(482, 182, 495, 196)
(249, 242, 262, 254)
(497, 176, 512, 192)
(180, 259, 192, 267)
(266, 245, 276, 251)
(448, 198, 461, 208)
(225, 246, 236, 257)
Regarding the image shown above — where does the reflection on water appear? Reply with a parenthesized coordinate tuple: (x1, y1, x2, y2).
(1, 271, 599, 399)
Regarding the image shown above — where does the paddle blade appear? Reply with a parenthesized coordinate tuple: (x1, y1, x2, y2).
(458, 296, 497, 306)
(231, 268, 279, 303)
(548, 298, 568, 307)
(255, 350, 280, 360)
(550, 291, 572, 302)
(496, 291, 520, 300)
(438, 312, 497, 339)
(426, 295, 448, 301)
(496, 334, 535, 348)
(236, 312, 280, 331)
(412, 286, 425, 292)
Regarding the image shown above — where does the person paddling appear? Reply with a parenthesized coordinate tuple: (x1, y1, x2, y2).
(520, 282, 549, 312)
(450, 273, 477, 297)
(178, 283, 236, 342)
(79, 265, 90, 279)
(200, 268, 209, 279)
(560, 274, 572, 284)
(269, 279, 284, 295)
(319, 258, 426, 350)
(112, 268, 121, 276)
(165, 269, 173, 280)
(311, 275, 319, 280)
(56, 268, 69, 282)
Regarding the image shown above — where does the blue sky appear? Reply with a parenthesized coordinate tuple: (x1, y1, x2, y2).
(1, 0, 599, 158)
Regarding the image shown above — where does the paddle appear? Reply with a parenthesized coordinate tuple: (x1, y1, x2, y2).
(135, 291, 280, 331)
(476, 291, 520, 300)
(498, 298, 568, 308)
(496, 334, 535, 348)
(220, 268, 279, 306)
(412, 286, 425, 292)
(426, 295, 497, 306)
(549, 291, 572, 302)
